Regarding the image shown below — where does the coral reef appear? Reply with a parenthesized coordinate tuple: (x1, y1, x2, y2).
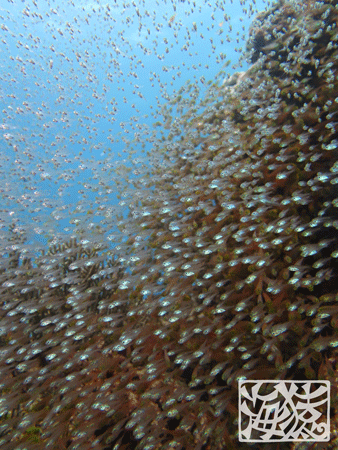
(1, 0, 338, 449)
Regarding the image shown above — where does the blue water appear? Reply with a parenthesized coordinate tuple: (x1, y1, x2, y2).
(0, 0, 267, 254)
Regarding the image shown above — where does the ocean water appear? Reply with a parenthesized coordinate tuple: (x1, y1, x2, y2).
(0, 0, 266, 253)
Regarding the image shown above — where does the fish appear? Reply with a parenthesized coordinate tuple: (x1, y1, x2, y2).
(0, 0, 337, 448)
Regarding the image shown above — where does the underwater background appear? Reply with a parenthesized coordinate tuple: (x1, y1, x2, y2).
(0, 0, 338, 449)
(0, 0, 259, 248)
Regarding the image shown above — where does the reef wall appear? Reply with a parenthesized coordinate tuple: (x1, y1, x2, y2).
(1, 0, 338, 449)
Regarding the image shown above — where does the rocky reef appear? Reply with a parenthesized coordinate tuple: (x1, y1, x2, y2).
(1, 0, 338, 449)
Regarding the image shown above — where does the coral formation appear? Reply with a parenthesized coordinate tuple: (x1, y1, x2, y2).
(1, 0, 338, 449)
